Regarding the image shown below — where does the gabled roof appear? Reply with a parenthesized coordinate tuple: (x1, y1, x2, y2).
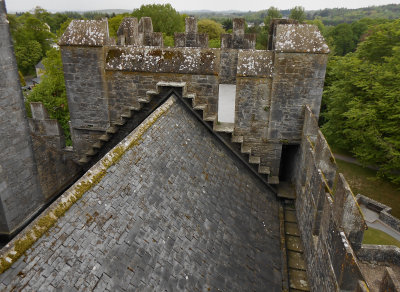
(0, 96, 282, 290)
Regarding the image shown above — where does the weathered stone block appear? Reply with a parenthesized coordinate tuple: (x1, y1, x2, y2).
(106, 47, 219, 75)
(237, 50, 273, 78)
(59, 19, 110, 46)
(117, 18, 139, 46)
(274, 24, 329, 54)
(334, 174, 366, 250)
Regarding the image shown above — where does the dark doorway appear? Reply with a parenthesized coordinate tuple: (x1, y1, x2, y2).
(279, 144, 300, 182)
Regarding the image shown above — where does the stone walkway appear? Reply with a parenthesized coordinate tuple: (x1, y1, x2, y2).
(360, 205, 400, 242)
(0, 98, 282, 291)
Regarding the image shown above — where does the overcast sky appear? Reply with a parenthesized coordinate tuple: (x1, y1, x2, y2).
(5, 0, 400, 13)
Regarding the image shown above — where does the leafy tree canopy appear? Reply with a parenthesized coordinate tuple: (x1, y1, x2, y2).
(264, 6, 282, 29)
(289, 6, 306, 23)
(26, 48, 71, 145)
(197, 19, 225, 40)
(322, 19, 400, 183)
(131, 4, 184, 36)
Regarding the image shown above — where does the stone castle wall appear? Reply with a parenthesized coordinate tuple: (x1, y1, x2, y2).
(291, 106, 366, 290)
(0, 0, 44, 235)
(290, 106, 400, 291)
(59, 17, 329, 182)
(28, 103, 81, 200)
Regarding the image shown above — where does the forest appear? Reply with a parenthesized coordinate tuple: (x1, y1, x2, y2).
(7, 4, 400, 184)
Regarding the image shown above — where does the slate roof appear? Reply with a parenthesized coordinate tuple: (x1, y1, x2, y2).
(0, 96, 282, 291)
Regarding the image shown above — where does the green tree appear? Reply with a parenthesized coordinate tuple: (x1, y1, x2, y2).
(197, 19, 225, 40)
(222, 18, 233, 31)
(56, 18, 72, 38)
(357, 20, 400, 63)
(163, 33, 174, 47)
(14, 40, 43, 75)
(131, 4, 184, 36)
(329, 23, 356, 56)
(108, 14, 127, 38)
(262, 7, 282, 49)
(289, 6, 306, 23)
(9, 11, 55, 74)
(264, 6, 282, 30)
(322, 19, 400, 183)
(26, 48, 71, 144)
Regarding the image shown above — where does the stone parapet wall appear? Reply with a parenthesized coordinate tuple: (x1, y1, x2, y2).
(106, 71, 218, 122)
(105, 47, 219, 75)
(59, 19, 329, 183)
(28, 103, 81, 200)
(357, 194, 400, 233)
(291, 106, 368, 290)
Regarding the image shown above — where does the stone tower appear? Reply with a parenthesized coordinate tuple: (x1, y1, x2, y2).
(0, 0, 44, 235)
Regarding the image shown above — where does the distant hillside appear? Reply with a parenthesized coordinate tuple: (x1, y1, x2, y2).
(308, 4, 400, 25)
(184, 4, 400, 25)
(64, 9, 131, 15)
(89, 9, 131, 14)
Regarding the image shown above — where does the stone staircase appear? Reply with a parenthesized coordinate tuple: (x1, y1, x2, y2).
(180, 84, 275, 184)
(77, 81, 278, 185)
(76, 91, 155, 165)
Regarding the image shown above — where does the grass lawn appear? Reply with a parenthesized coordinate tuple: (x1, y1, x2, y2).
(335, 159, 400, 218)
(363, 227, 400, 248)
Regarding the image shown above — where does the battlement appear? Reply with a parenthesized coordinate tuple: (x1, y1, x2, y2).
(58, 18, 329, 181)
(175, 17, 208, 48)
(221, 18, 256, 49)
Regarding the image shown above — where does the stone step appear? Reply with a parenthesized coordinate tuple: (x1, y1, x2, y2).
(129, 105, 141, 111)
(121, 112, 132, 119)
(258, 165, 270, 174)
(213, 122, 234, 133)
(78, 156, 90, 165)
(241, 144, 251, 154)
(99, 134, 111, 142)
(146, 90, 157, 96)
(204, 114, 216, 122)
(231, 135, 243, 143)
(113, 120, 125, 127)
(285, 210, 297, 223)
(249, 156, 260, 164)
(85, 149, 98, 157)
(92, 141, 103, 149)
(106, 126, 118, 134)
(288, 251, 306, 271)
(277, 182, 296, 200)
(138, 97, 150, 103)
(288, 269, 310, 291)
(286, 235, 304, 252)
(184, 93, 196, 99)
(268, 176, 279, 185)
(193, 104, 206, 111)
(285, 222, 300, 237)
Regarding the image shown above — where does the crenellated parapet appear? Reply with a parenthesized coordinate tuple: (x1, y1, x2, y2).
(174, 17, 208, 48)
(116, 17, 163, 47)
(59, 18, 330, 182)
(221, 18, 256, 49)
